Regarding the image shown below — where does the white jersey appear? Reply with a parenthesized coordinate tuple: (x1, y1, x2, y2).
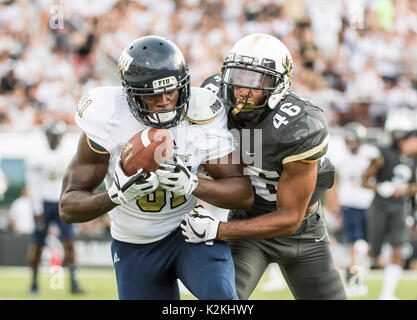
(330, 143, 377, 209)
(75, 86, 234, 244)
(9, 196, 35, 234)
(26, 141, 71, 214)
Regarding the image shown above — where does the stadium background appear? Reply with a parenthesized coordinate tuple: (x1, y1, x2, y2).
(0, 0, 416, 299)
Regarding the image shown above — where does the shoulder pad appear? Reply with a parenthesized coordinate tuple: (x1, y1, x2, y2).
(186, 87, 223, 124)
(273, 93, 327, 144)
(74, 86, 126, 152)
(268, 93, 330, 164)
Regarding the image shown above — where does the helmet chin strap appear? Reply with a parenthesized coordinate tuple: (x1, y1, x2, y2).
(148, 110, 176, 124)
(268, 74, 291, 109)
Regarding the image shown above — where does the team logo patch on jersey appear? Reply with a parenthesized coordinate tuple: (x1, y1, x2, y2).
(209, 100, 221, 114)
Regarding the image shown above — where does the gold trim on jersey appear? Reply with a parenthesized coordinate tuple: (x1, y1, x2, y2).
(375, 153, 384, 167)
(282, 134, 329, 164)
(185, 114, 218, 124)
(86, 137, 109, 155)
(300, 159, 320, 164)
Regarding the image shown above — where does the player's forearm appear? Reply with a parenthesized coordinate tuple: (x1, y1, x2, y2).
(217, 209, 301, 240)
(59, 190, 117, 223)
(193, 176, 254, 210)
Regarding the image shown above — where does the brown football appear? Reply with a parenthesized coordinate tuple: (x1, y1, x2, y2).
(120, 128, 173, 176)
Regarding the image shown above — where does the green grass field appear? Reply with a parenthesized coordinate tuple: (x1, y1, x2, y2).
(1, 266, 416, 300)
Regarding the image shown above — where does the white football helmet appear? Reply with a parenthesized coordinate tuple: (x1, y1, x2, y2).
(384, 106, 417, 143)
(220, 33, 293, 122)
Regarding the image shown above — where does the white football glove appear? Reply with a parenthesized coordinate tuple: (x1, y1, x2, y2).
(155, 158, 198, 195)
(181, 205, 220, 243)
(108, 157, 159, 205)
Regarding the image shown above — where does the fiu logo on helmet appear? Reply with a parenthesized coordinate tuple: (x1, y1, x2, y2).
(152, 76, 178, 94)
(118, 50, 133, 76)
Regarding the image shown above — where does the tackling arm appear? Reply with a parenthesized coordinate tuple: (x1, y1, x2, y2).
(59, 133, 117, 223)
(217, 160, 317, 240)
(192, 153, 254, 210)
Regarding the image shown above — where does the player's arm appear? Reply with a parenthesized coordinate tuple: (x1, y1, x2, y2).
(361, 153, 415, 198)
(192, 153, 254, 210)
(59, 133, 116, 223)
(361, 158, 381, 191)
(217, 160, 317, 239)
(324, 172, 341, 215)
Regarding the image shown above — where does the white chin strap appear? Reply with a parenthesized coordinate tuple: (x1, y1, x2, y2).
(148, 110, 176, 124)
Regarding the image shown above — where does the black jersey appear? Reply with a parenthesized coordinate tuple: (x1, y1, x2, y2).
(202, 74, 335, 216)
(373, 145, 415, 207)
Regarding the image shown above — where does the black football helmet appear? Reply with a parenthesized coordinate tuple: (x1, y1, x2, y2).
(118, 36, 191, 128)
(343, 122, 367, 153)
(344, 122, 367, 141)
(44, 120, 67, 150)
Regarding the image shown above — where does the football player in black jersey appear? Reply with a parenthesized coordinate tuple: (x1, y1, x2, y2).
(362, 117, 417, 299)
(181, 33, 346, 299)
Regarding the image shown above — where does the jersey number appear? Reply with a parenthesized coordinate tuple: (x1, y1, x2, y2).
(273, 103, 301, 129)
(137, 187, 186, 212)
(204, 83, 220, 95)
(77, 94, 92, 118)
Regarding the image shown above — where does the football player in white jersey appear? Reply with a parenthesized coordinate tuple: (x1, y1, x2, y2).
(27, 121, 84, 295)
(60, 36, 253, 300)
(327, 122, 377, 296)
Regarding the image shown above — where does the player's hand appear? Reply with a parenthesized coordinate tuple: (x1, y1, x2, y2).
(108, 157, 159, 205)
(181, 205, 220, 243)
(155, 158, 198, 195)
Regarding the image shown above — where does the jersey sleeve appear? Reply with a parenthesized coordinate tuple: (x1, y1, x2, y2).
(74, 87, 114, 153)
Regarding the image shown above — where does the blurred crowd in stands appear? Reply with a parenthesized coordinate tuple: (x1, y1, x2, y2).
(0, 0, 416, 131)
(1, 0, 417, 273)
